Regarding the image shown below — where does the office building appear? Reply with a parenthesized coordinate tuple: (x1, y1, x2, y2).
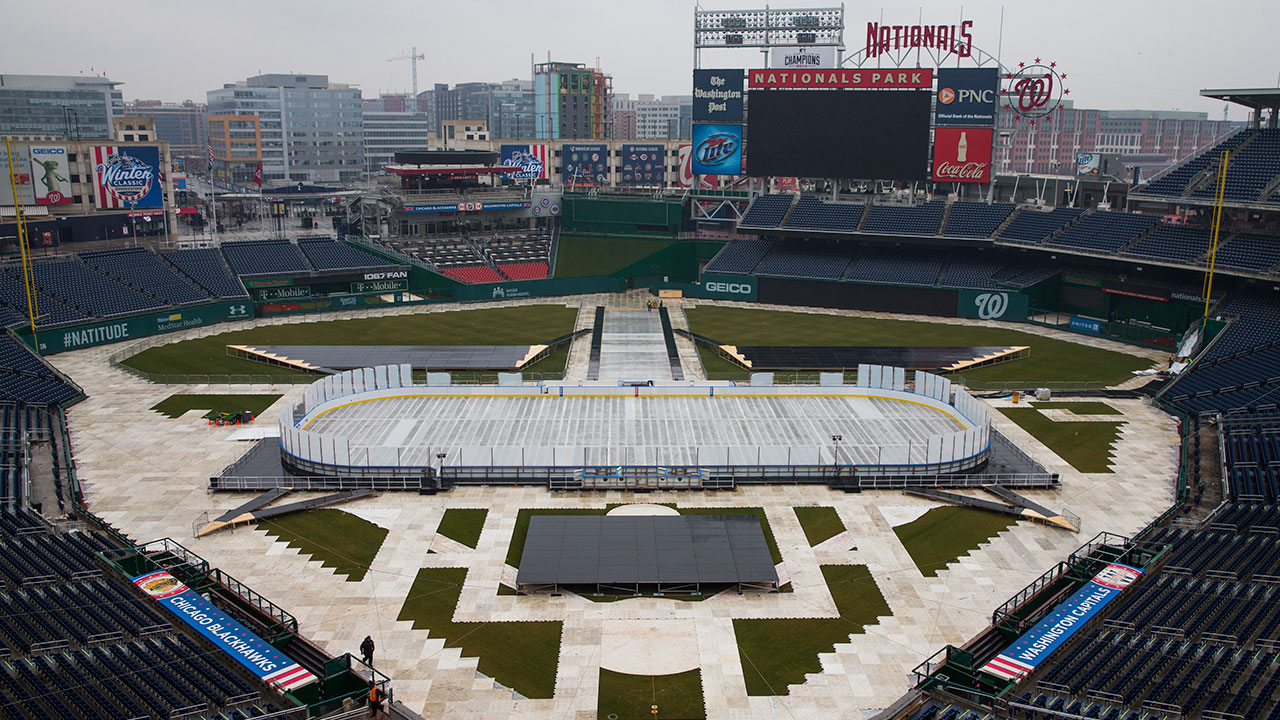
(0, 74, 121, 139)
(534, 62, 611, 140)
(123, 100, 207, 162)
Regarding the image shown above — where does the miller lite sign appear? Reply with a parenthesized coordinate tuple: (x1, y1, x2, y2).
(932, 127, 992, 183)
(691, 124, 743, 176)
(92, 146, 164, 209)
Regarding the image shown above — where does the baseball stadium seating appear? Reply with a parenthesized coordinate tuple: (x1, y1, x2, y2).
(1046, 211, 1160, 253)
(784, 196, 866, 232)
(843, 247, 944, 286)
(1213, 232, 1280, 273)
(161, 249, 250, 299)
(298, 237, 395, 272)
(862, 201, 946, 236)
(79, 247, 214, 306)
(1133, 129, 1251, 199)
(219, 239, 310, 276)
(1121, 224, 1213, 263)
(738, 194, 794, 228)
(440, 265, 505, 284)
(753, 239, 853, 279)
(21, 260, 165, 318)
(997, 207, 1086, 244)
(942, 202, 1016, 238)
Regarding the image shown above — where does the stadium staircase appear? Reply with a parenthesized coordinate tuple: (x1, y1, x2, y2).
(1114, 222, 1162, 256)
(938, 203, 954, 235)
(775, 195, 800, 228)
(989, 207, 1022, 237)
(856, 202, 873, 231)
(1040, 208, 1093, 246)
(1184, 131, 1260, 197)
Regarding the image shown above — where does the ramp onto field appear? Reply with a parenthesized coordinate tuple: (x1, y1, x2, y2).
(904, 486, 1078, 532)
(719, 345, 1029, 372)
(229, 344, 546, 371)
(195, 488, 375, 537)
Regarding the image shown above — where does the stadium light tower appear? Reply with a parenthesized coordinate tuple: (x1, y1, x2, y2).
(388, 47, 426, 97)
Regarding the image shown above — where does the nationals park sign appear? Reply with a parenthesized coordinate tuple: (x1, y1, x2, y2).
(748, 68, 933, 89)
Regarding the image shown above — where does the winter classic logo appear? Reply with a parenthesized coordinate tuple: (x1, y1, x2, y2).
(505, 148, 544, 180)
(97, 150, 156, 204)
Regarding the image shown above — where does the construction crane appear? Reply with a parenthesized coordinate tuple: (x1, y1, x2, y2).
(387, 47, 425, 98)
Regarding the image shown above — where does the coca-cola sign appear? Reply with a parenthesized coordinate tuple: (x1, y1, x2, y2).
(932, 127, 992, 183)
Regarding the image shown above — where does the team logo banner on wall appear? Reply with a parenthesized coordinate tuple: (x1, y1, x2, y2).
(932, 127, 993, 183)
(1077, 152, 1101, 176)
(935, 68, 999, 126)
(770, 46, 837, 69)
(28, 146, 72, 205)
(93, 146, 163, 208)
(562, 144, 608, 186)
(620, 144, 665, 185)
(500, 144, 548, 180)
(692, 124, 743, 176)
(0, 145, 33, 206)
(693, 69, 745, 123)
(677, 144, 693, 188)
(981, 563, 1142, 682)
(131, 571, 317, 692)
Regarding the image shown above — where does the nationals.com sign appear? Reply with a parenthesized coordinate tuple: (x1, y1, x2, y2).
(932, 127, 993, 183)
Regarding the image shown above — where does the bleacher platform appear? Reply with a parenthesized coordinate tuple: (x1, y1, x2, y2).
(298, 238, 395, 272)
(704, 239, 773, 275)
(498, 262, 549, 281)
(783, 197, 866, 232)
(80, 247, 214, 306)
(440, 265, 505, 284)
(1122, 223, 1212, 263)
(1134, 129, 1250, 199)
(843, 248, 944, 286)
(753, 239, 853, 279)
(942, 202, 1015, 238)
(739, 194, 793, 228)
(20, 260, 165, 318)
(862, 201, 946, 236)
(161, 249, 249, 299)
(1046, 211, 1160, 254)
(997, 207, 1085, 244)
(219, 239, 310, 276)
(1191, 129, 1280, 203)
(1214, 232, 1280, 273)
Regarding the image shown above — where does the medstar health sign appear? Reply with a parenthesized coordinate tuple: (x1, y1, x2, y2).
(92, 145, 163, 209)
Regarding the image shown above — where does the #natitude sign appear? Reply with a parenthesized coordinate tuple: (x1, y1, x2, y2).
(620, 144, 666, 185)
(932, 127, 993, 183)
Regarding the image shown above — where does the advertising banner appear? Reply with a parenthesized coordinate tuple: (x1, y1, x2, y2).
(770, 46, 837, 70)
(0, 144, 34, 206)
(28, 146, 73, 204)
(677, 144, 693, 188)
(749, 68, 932, 89)
(620, 144, 665, 185)
(696, 273, 757, 300)
(562, 144, 608, 186)
(935, 68, 999, 126)
(1077, 152, 1101, 176)
(92, 145, 164, 209)
(28, 300, 252, 354)
(982, 563, 1142, 682)
(692, 69, 745, 123)
(691, 124, 743, 176)
(1069, 316, 1102, 334)
(932, 127, 993, 183)
(500, 144, 548, 180)
(131, 571, 316, 692)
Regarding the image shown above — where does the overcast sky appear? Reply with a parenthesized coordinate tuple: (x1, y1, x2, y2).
(2, 0, 1277, 119)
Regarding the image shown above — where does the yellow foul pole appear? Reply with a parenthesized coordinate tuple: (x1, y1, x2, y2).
(4, 138, 38, 346)
(1202, 150, 1229, 322)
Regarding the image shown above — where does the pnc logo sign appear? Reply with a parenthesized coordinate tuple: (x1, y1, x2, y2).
(940, 87, 994, 104)
(705, 281, 753, 295)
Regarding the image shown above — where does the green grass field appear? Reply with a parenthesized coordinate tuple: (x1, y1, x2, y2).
(685, 306, 1154, 385)
(398, 567, 562, 699)
(122, 305, 579, 379)
(892, 507, 1018, 578)
(257, 509, 388, 582)
(733, 564, 890, 696)
(999, 408, 1124, 473)
(1030, 401, 1122, 415)
(435, 508, 488, 549)
(793, 507, 848, 548)
(150, 393, 281, 419)
(554, 235, 673, 277)
(597, 669, 705, 720)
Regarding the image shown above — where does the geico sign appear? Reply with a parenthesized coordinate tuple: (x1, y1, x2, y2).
(705, 282, 753, 294)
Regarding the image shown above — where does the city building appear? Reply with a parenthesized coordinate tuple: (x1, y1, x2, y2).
(611, 105, 637, 141)
(112, 117, 154, 142)
(122, 100, 208, 164)
(613, 93, 691, 140)
(206, 73, 363, 186)
(485, 79, 535, 140)
(206, 115, 262, 186)
(363, 99, 433, 175)
(533, 61, 612, 140)
(996, 103, 1241, 178)
(0, 74, 122, 140)
(440, 120, 488, 149)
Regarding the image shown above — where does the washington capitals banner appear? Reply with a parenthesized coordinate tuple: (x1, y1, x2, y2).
(981, 563, 1142, 682)
(132, 571, 316, 692)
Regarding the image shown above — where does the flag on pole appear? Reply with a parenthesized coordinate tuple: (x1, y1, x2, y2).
(253, 160, 263, 187)
(207, 144, 215, 166)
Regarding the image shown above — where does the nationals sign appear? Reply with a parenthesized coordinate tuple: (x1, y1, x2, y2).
(92, 145, 164, 209)
(932, 127, 992, 183)
(748, 68, 932, 89)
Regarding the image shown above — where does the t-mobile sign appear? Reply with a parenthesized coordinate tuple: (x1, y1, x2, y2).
(932, 127, 993, 183)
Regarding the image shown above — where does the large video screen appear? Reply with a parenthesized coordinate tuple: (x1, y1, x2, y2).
(746, 90, 931, 180)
